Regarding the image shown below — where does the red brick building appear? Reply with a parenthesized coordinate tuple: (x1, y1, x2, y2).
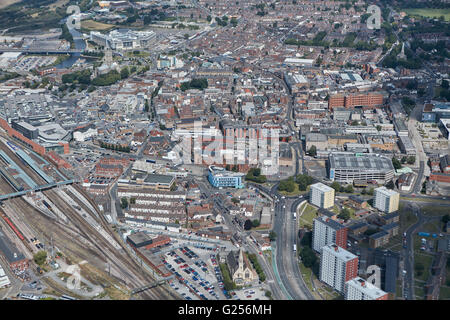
(328, 93, 384, 110)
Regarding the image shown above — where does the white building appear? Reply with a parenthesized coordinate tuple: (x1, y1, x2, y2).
(0, 265, 10, 288)
(309, 182, 335, 209)
(345, 277, 388, 300)
(73, 125, 98, 142)
(374, 187, 399, 213)
(90, 29, 156, 50)
(319, 244, 358, 293)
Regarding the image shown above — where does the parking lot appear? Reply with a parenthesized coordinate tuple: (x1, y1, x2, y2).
(14, 56, 57, 71)
(232, 287, 269, 300)
(164, 245, 229, 300)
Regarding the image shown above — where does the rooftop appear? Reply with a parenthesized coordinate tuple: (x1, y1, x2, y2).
(329, 152, 394, 172)
(310, 182, 333, 193)
(322, 244, 357, 261)
(346, 276, 387, 299)
(375, 186, 399, 197)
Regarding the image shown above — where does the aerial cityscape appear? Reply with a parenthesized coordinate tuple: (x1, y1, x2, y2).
(0, 0, 449, 305)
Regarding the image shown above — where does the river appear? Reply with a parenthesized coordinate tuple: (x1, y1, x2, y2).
(54, 28, 87, 69)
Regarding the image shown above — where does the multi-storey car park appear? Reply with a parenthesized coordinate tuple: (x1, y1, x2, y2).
(328, 152, 395, 184)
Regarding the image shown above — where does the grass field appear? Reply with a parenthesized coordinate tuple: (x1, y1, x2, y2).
(414, 280, 425, 300)
(298, 203, 318, 229)
(421, 205, 450, 217)
(439, 286, 450, 300)
(81, 19, 115, 31)
(414, 252, 433, 282)
(403, 8, 450, 22)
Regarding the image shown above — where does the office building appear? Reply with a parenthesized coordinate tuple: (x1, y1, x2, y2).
(312, 216, 348, 253)
(309, 182, 335, 209)
(345, 277, 388, 300)
(90, 29, 156, 50)
(208, 166, 244, 189)
(374, 187, 399, 213)
(329, 152, 395, 184)
(319, 244, 358, 293)
(328, 93, 383, 111)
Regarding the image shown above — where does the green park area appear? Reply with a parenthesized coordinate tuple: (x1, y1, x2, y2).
(403, 8, 450, 22)
(298, 203, 318, 229)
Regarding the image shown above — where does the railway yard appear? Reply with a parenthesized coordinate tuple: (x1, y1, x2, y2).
(0, 137, 177, 300)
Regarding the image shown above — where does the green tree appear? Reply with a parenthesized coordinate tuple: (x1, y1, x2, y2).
(269, 231, 277, 241)
(296, 174, 313, 191)
(120, 197, 128, 209)
(34, 251, 47, 265)
(330, 181, 341, 192)
(407, 156, 416, 165)
(120, 67, 129, 79)
(338, 208, 351, 221)
(279, 177, 296, 192)
(252, 219, 260, 228)
(130, 197, 136, 204)
(244, 219, 253, 230)
(344, 185, 354, 193)
(385, 180, 395, 190)
(308, 145, 317, 157)
(392, 158, 402, 170)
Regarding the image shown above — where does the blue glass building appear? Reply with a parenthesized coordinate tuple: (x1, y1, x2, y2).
(207, 166, 244, 189)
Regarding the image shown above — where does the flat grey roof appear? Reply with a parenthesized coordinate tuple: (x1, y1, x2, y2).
(144, 174, 174, 185)
(329, 153, 394, 172)
(0, 228, 25, 263)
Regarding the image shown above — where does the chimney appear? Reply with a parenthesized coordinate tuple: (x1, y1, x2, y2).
(361, 281, 365, 287)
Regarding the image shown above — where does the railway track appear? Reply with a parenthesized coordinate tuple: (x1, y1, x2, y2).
(44, 188, 175, 300)
(72, 184, 179, 300)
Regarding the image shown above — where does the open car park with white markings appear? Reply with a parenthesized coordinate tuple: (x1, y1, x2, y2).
(164, 245, 228, 300)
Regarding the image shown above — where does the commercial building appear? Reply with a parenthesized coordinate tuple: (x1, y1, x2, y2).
(73, 124, 98, 142)
(345, 277, 388, 300)
(422, 102, 450, 123)
(312, 216, 348, 253)
(319, 244, 358, 293)
(127, 232, 171, 250)
(328, 93, 383, 110)
(207, 165, 244, 189)
(309, 182, 335, 209)
(305, 133, 328, 151)
(0, 228, 28, 271)
(11, 121, 38, 139)
(398, 135, 416, 156)
(328, 152, 395, 184)
(283, 58, 314, 67)
(90, 29, 156, 50)
(374, 187, 399, 213)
